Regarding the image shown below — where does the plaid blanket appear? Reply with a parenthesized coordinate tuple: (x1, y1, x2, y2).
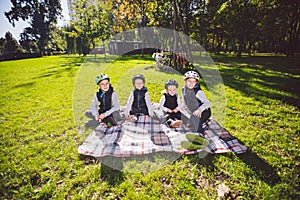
(78, 115, 247, 158)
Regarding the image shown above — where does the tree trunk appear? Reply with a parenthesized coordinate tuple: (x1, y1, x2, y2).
(172, 0, 177, 70)
(288, 1, 300, 58)
(173, 0, 192, 63)
(103, 40, 106, 59)
(237, 39, 243, 58)
(216, 34, 223, 54)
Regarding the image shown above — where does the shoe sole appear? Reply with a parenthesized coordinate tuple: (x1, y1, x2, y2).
(170, 120, 183, 128)
(181, 141, 206, 150)
(186, 133, 209, 146)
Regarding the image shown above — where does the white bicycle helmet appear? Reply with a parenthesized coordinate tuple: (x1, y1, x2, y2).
(183, 70, 200, 80)
(95, 73, 110, 85)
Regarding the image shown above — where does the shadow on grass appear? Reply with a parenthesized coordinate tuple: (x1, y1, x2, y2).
(188, 149, 281, 186)
(12, 81, 36, 89)
(78, 154, 124, 186)
(35, 56, 84, 79)
(99, 156, 124, 186)
(213, 55, 300, 109)
(158, 65, 184, 75)
(212, 54, 300, 75)
(237, 149, 281, 186)
(186, 153, 216, 172)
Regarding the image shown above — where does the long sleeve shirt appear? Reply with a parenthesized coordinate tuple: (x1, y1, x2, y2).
(159, 93, 182, 112)
(124, 90, 154, 116)
(182, 86, 210, 113)
(90, 92, 120, 117)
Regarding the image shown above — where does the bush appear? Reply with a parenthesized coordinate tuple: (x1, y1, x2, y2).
(0, 52, 41, 61)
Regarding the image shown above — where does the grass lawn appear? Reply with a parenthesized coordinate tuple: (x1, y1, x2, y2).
(0, 54, 299, 199)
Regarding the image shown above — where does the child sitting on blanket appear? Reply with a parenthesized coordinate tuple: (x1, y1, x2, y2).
(85, 73, 121, 127)
(124, 74, 154, 122)
(159, 79, 183, 128)
(182, 70, 211, 133)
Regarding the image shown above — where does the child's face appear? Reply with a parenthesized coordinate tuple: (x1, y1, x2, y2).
(185, 78, 197, 89)
(98, 79, 110, 92)
(134, 78, 144, 90)
(167, 85, 177, 96)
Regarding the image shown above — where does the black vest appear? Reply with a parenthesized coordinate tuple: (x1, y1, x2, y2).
(182, 83, 203, 112)
(131, 87, 149, 115)
(96, 85, 114, 114)
(163, 93, 178, 110)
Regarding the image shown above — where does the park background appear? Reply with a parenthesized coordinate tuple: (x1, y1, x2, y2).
(0, 0, 299, 199)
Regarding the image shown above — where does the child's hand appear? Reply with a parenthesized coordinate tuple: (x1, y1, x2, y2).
(193, 109, 202, 117)
(130, 115, 138, 122)
(99, 114, 105, 120)
(167, 109, 173, 113)
(95, 114, 102, 122)
(173, 109, 179, 113)
(125, 115, 131, 119)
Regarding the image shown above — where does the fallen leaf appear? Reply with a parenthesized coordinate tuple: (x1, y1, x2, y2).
(217, 183, 230, 199)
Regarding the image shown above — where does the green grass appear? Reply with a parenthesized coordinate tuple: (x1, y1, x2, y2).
(0, 54, 299, 199)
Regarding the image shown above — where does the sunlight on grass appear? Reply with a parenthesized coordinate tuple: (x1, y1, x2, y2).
(0, 54, 299, 199)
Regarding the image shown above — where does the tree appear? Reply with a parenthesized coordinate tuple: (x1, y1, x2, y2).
(111, 0, 156, 32)
(150, 0, 173, 28)
(48, 26, 67, 54)
(64, 0, 299, 57)
(274, 0, 300, 57)
(212, 1, 260, 57)
(19, 27, 39, 53)
(5, 0, 62, 56)
(63, 25, 77, 54)
(70, 0, 113, 55)
(0, 38, 5, 55)
(2, 32, 22, 56)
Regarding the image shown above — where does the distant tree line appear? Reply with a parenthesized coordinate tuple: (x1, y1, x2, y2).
(1, 0, 299, 60)
(110, 0, 300, 58)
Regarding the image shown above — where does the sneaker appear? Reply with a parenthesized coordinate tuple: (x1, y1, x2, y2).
(130, 115, 138, 122)
(84, 157, 91, 164)
(85, 120, 100, 128)
(167, 119, 183, 128)
(185, 133, 209, 146)
(181, 141, 206, 150)
(159, 114, 169, 124)
(107, 122, 112, 128)
(107, 116, 118, 126)
(85, 110, 94, 119)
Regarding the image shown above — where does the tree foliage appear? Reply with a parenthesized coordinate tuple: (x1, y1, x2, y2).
(5, 0, 62, 56)
(5, 0, 299, 57)
(111, 0, 156, 32)
(0, 32, 22, 56)
(68, 0, 113, 55)
(111, 0, 300, 57)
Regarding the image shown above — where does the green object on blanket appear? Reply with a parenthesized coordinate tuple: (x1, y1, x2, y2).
(186, 133, 209, 146)
(181, 141, 207, 150)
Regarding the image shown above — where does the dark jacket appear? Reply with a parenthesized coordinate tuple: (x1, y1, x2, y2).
(131, 87, 149, 115)
(96, 85, 114, 114)
(163, 93, 178, 110)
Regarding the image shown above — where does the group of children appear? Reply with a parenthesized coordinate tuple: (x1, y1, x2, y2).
(86, 70, 211, 134)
